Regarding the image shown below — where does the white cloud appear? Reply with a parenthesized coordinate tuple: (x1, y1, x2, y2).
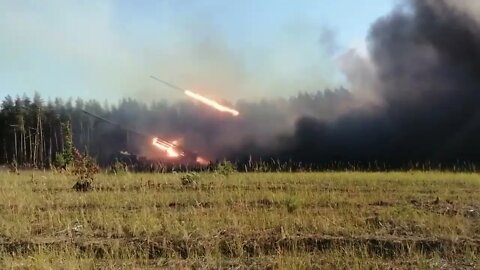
(0, 0, 343, 102)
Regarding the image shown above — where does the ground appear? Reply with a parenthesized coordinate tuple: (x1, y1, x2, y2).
(0, 171, 478, 269)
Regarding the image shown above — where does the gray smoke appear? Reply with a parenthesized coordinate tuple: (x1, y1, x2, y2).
(269, 0, 480, 165)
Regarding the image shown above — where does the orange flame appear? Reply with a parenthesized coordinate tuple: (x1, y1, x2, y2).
(184, 90, 239, 116)
(152, 137, 210, 165)
(195, 156, 209, 166)
(152, 138, 181, 158)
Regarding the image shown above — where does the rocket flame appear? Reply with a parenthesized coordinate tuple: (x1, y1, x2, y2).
(184, 90, 239, 116)
(152, 138, 181, 158)
(195, 156, 209, 166)
(152, 137, 210, 165)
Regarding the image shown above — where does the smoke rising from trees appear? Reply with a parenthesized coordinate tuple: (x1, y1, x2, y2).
(274, 0, 480, 165)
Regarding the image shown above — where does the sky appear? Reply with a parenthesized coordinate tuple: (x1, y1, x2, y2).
(0, 0, 397, 103)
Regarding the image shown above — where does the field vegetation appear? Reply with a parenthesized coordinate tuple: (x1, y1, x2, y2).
(0, 170, 478, 269)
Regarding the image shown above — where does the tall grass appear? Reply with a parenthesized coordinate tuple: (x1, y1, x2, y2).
(0, 170, 478, 268)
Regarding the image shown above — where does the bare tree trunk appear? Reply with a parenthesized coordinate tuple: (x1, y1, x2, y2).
(23, 132, 26, 165)
(43, 133, 46, 166)
(19, 132, 22, 165)
(33, 131, 37, 167)
(13, 128, 17, 163)
(54, 128, 59, 154)
(49, 133, 53, 166)
(33, 117, 39, 167)
(38, 111, 43, 166)
(28, 129, 33, 164)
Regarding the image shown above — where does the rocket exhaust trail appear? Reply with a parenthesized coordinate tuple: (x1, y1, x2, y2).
(184, 90, 240, 116)
(150, 75, 240, 116)
(150, 76, 184, 92)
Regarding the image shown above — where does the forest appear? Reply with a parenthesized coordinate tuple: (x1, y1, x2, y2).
(0, 90, 353, 168)
(0, 93, 107, 167)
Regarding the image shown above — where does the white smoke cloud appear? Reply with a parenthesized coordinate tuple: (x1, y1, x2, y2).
(0, 0, 343, 103)
(337, 49, 382, 107)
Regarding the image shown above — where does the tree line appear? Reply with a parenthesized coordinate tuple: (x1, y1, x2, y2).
(0, 89, 354, 168)
(1, 93, 100, 167)
(0, 93, 176, 167)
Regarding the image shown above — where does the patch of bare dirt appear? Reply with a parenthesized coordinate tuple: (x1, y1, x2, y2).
(410, 197, 480, 219)
(369, 200, 394, 207)
(167, 201, 214, 209)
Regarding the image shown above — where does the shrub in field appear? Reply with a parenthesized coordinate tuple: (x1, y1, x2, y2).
(71, 149, 99, 192)
(284, 196, 300, 213)
(54, 122, 75, 169)
(180, 172, 200, 186)
(72, 179, 91, 192)
(50, 121, 98, 191)
(53, 153, 66, 169)
(215, 160, 236, 177)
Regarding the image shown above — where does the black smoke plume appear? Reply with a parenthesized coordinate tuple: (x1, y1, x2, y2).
(263, 0, 480, 167)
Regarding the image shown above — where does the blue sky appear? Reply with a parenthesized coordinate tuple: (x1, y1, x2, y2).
(0, 0, 396, 102)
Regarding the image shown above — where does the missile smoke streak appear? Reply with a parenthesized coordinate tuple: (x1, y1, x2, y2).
(184, 90, 239, 117)
(150, 76, 239, 116)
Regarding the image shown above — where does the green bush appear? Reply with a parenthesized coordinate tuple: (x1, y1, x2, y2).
(54, 153, 66, 168)
(284, 196, 300, 213)
(180, 172, 200, 186)
(53, 122, 74, 169)
(215, 160, 236, 177)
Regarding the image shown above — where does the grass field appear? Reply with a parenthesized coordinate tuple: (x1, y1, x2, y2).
(0, 170, 478, 269)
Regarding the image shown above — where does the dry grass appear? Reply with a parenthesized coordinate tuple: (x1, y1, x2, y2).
(0, 170, 478, 269)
